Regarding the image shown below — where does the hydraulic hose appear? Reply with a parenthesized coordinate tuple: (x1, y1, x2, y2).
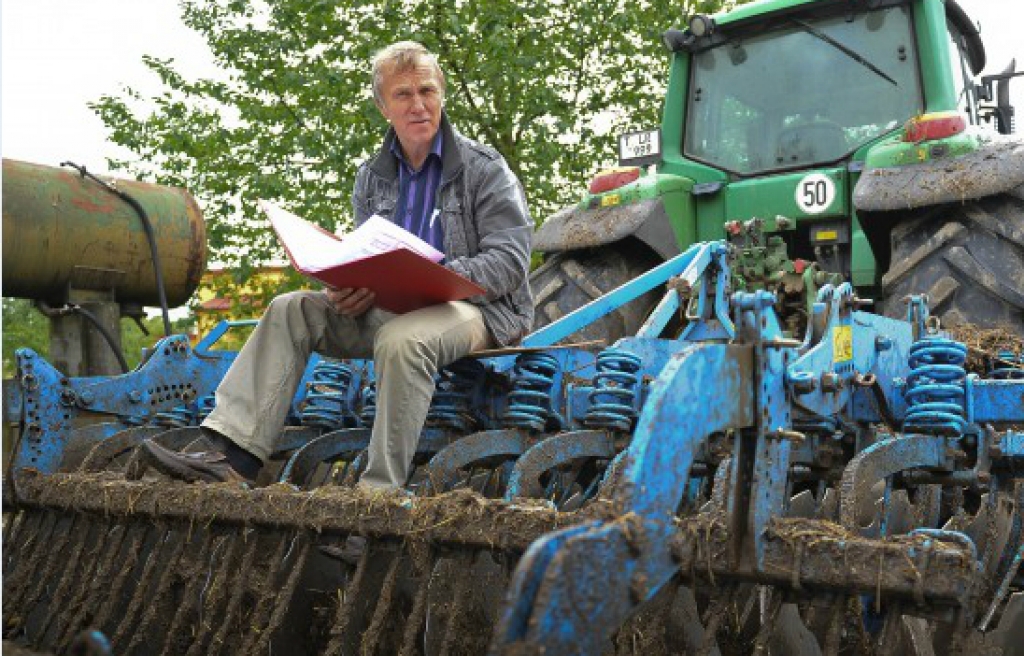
(60, 162, 173, 337)
(36, 300, 130, 374)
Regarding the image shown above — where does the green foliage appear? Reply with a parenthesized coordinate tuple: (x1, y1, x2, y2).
(91, 0, 730, 272)
(2, 298, 49, 377)
(2, 297, 195, 377)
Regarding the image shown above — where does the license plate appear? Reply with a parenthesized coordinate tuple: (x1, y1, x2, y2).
(618, 129, 661, 166)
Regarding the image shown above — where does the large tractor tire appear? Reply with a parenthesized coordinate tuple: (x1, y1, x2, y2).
(881, 191, 1024, 335)
(531, 242, 663, 343)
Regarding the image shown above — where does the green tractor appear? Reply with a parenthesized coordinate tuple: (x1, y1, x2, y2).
(532, 0, 1024, 341)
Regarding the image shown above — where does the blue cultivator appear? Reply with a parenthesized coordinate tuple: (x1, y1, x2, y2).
(4, 240, 1024, 655)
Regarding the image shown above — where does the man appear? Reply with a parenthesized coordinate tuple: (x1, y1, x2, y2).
(144, 41, 534, 488)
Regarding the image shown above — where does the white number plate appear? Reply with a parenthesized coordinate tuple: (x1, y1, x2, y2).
(618, 129, 661, 166)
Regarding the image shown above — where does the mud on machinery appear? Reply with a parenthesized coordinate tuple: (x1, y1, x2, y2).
(4, 233, 1024, 655)
(5, 0, 1024, 653)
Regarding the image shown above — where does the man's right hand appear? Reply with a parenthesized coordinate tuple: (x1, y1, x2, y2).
(326, 288, 375, 316)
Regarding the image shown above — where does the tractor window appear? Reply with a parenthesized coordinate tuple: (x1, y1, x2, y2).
(685, 5, 922, 175)
(946, 20, 977, 122)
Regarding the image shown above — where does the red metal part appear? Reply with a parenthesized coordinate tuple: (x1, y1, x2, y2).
(902, 112, 967, 143)
(589, 167, 641, 194)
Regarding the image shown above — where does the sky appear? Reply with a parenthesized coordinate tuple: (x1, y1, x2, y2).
(2, 0, 1022, 175)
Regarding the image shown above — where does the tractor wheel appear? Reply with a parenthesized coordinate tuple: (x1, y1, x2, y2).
(881, 191, 1024, 335)
(531, 242, 663, 343)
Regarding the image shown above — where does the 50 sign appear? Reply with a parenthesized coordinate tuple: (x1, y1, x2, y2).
(795, 173, 836, 215)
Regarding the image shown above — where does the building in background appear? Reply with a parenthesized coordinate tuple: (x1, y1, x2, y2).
(192, 264, 310, 347)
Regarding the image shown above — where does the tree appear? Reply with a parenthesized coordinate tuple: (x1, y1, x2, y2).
(2, 298, 50, 377)
(91, 0, 730, 274)
(3, 296, 195, 377)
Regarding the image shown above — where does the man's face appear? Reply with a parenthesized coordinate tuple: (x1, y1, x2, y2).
(378, 63, 443, 160)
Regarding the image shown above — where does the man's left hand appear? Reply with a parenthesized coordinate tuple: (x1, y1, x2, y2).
(326, 287, 375, 316)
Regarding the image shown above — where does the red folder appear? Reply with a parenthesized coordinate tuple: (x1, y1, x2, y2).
(300, 247, 486, 314)
(264, 201, 485, 314)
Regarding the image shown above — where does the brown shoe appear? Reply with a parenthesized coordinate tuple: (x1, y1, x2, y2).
(141, 439, 249, 484)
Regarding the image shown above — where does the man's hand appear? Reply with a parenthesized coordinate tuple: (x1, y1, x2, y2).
(326, 288, 375, 316)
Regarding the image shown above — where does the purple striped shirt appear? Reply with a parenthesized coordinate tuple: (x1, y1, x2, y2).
(391, 131, 444, 253)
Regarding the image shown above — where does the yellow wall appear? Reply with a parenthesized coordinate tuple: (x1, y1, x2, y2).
(192, 265, 312, 339)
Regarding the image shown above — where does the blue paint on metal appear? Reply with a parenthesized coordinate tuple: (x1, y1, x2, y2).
(904, 336, 968, 435)
(522, 243, 712, 347)
(278, 427, 372, 485)
(908, 529, 979, 565)
(505, 430, 614, 500)
(839, 435, 947, 530)
(970, 381, 1024, 423)
(583, 348, 643, 431)
(503, 352, 565, 432)
(1002, 432, 1024, 458)
(493, 521, 603, 645)
(423, 429, 527, 492)
(301, 360, 354, 429)
(636, 288, 682, 338)
(679, 241, 735, 342)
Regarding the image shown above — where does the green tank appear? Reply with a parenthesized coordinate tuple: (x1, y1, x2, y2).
(1, 158, 206, 307)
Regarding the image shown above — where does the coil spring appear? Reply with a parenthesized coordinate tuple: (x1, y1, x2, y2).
(503, 352, 562, 432)
(903, 335, 968, 436)
(151, 404, 196, 428)
(426, 359, 486, 432)
(991, 351, 1024, 380)
(196, 394, 217, 423)
(359, 382, 377, 426)
(301, 360, 353, 429)
(584, 348, 642, 432)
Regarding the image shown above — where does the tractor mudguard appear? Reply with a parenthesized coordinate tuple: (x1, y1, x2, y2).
(534, 197, 681, 261)
(854, 134, 1024, 211)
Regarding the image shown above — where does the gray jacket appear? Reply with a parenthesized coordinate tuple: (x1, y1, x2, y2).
(352, 115, 534, 346)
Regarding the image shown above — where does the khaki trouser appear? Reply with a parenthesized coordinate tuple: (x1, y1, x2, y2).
(203, 291, 493, 488)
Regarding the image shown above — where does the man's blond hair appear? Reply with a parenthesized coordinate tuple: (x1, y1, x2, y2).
(371, 41, 446, 107)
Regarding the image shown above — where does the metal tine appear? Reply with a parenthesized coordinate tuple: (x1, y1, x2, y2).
(56, 521, 130, 646)
(185, 528, 249, 656)
(359, 540, 408, 655)
(325, 538, 399, 656)
(238, 532, 293, 653)
(697, 585, 735, 656)
(206, 535, 262, 656)
(91, 520, 159, 637)
(751, 589, 784, 656)
(399, 545, 437, 656)
(253, 533, 313, 653)
(1, 509, 27, 561)
(438, 550, 476, 656)
(10, 511, 73, 618)
(822, 595, 846, 656)
(3, 509, 55, 608)
(876, 604, 905, 655)
(34, 515, 109, 648)
(112, 521, 188, 650)
(116, 524, 196, 653)
(157, 530, 225, 656)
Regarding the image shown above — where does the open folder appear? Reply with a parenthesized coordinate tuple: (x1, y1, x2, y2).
(260, 200, 485, 314)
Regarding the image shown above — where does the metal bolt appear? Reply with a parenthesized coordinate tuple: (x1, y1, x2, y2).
(128, 390, 143, 403)
(875, 335, 893, 352)
(788, 370, 817, 394)
(80, 390, 95, 405)
(820, 372, 841, 392)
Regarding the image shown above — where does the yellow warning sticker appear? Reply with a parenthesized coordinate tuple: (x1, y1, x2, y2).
(833, 325, 853, 362)
(816, 230, 838, 241)
(601, 193, 621, 207)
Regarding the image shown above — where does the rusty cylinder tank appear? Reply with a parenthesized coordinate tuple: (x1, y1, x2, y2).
(2, 158, 206, 307)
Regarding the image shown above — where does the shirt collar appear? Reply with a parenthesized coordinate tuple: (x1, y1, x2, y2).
(390, 130, 444, 173)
